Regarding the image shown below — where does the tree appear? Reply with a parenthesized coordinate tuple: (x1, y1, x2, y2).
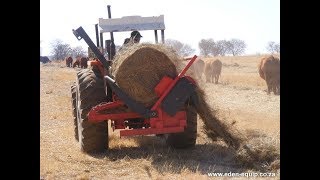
(180, 44, 195, 57)
(211, 44, 220, 57)
(198, 38, 215, 56)
(266, 41, 280, 54)
(71, 46, 86, 58)
(227, 39, 246, 56)
(165, 39, 183, 56)
(266, 41, 275, 53)
(165, 39, 195, 57)
(274, 43, 280, 53)
(212, 40, 230, 56)
(224, 40, 234, 56)
(50, 39, 72, 60)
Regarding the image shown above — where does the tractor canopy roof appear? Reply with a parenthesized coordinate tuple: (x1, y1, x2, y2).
(98, 15, 165, 33)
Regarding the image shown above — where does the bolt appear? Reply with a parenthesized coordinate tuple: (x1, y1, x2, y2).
(151, 112, 157, 117)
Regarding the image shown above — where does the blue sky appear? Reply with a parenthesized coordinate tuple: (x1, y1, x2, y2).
(40, 0, 280, 56)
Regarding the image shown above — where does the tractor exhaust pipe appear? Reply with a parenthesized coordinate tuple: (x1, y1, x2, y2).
(95, 24, 100, 47)
(107, 5, 114, 43)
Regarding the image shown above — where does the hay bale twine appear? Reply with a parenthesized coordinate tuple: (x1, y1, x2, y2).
(111, 43, 182, 107)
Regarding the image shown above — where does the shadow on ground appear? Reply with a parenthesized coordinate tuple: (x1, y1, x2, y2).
(89, 132, 279, 175)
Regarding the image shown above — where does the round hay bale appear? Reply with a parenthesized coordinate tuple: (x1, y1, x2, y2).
(111, 43, 183, 107)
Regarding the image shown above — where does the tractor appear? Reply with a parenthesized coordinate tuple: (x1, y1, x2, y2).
(71, 5, 199, 153)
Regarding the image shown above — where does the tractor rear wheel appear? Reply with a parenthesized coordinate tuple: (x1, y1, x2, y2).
(71, 82, 78, 141)
(165, 105, 197, 148)
(75, 68, 109, 153)
(71, 68, 91, 142)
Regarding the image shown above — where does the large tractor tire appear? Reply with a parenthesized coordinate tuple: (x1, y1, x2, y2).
(77, 68, 91, 79)
(71, 69, 90, 141)
(71, 69, 92, 142)
(75, 68, 109, 153)
(71, 82, 78, 141)
(165, 105, 198, 148)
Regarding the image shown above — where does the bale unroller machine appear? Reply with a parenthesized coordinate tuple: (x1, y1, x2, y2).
(71, 6, 202, 153)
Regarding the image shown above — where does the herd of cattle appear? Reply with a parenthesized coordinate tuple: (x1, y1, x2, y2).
(62, 55, 279, 95)
(188, 55, 280, 95)
(65, 56, 89, 69)
(187, 58, 222, 84)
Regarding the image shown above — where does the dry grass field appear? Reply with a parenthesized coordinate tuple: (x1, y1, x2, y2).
(40, 54, 280, 179)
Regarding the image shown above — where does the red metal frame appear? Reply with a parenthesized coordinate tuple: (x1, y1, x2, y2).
(87, 55, 198, 137)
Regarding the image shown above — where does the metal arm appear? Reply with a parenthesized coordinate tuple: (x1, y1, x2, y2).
(72, 26, 110, 69)
(104, 75, 156, 118)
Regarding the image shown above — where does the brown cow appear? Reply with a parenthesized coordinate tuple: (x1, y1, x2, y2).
(258, 55, 280, 95)
(204, 60, 212, 83)
(193, 58, 205, 79)
(73, 56, 88, 68)
(65, 56, 73, 67)
(204, 59, 222, 84)
(80, 57, 88, 68)
(72, 58, 80, 68)
(187, 57, 205, 80)
(211, 59, 222, 84)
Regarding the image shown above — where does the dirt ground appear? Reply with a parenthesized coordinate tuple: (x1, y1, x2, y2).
(40, 56, 280, 179)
